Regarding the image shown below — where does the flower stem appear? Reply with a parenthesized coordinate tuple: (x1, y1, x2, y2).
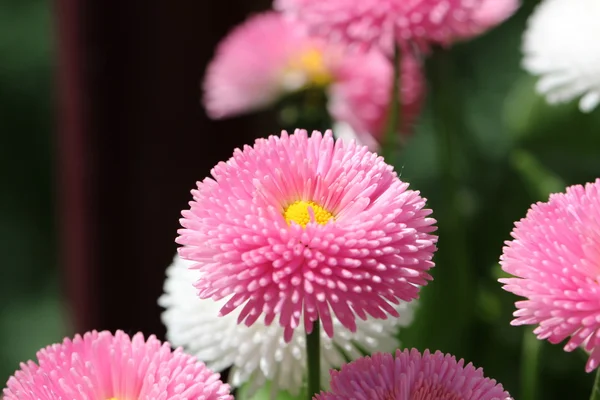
(590, 366, 600, 400)
(306, 320, 321, 399)
(381, 45, 402, 164)
(521, 329, 541, 400)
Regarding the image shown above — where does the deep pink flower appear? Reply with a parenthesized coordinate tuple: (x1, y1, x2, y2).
(314, 348, 512, 400)
(500, 179, 600, 372)
(275, 0, 519, 54)
(329, 51, 424, 149)
(203, 11, 332, 119)
(177, 129, 437, 342)
(3, 330, 232, 400)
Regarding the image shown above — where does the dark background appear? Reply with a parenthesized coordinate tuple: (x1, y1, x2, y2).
(3, 0, 600, 399)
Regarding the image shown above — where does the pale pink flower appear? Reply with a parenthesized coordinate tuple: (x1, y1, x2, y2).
(203, 12, 332, 119)
(500, 179, 600, 372)
(275, 0, 519, 54)
(177, 129, 437, 342)
(314, 348, 512, 400)
(328, 51, 424, 150)
(3, 330, 232, 400)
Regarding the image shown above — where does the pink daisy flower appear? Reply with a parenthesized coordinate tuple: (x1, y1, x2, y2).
(314, 348, 512, 400)
(275, 0, 520, 54)
(204, 12, 333, 119)
(328, 51, 424, 150)
(177, 129, 437, 342)
(3, 330, 232, 400)
(500, 179, 600, 372)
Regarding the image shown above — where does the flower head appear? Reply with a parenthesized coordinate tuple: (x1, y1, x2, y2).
(275, 0, 519, 54)
(328, 52, 424, 150)
(522, 0, 600, 112)
(204, 11, 333, 119)
(177, 129, 437, 341)
(3, 330, 232, 400)
(500, 179, 600, 372)
(159, 255, 416, 398)
(314, 348, 512, 400)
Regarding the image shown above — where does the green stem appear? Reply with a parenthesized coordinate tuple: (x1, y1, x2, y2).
(590, 367, 600, 400)
(427, 48, 472, 354)
(306, 320, 321, 399)
(521, 329, 542, 400)
(381, 45, 402, 164)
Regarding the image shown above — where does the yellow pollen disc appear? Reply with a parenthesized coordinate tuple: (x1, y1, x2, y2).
(284, 201, 333, 228)
(288, 48, 333, 87)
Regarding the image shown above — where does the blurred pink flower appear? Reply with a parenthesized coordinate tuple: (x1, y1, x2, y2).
(314, 348, 512, 400)
(3, 330, 232, 400)
(500, 179, 600, 372)
(177, 129, 437, 342)
(329, 51, 425, 150)
(203, 12, 332, 119)
(275, 0, 519, 54)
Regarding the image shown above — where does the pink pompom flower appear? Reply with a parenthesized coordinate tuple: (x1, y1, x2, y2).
(177, 129, 437, 342)
(3, 330, 232, 400)
(314, 348, 512, 400)
(203, 11, 426, 143)
(204, 11, 333, 119)
(328, 51, 424, 149)
(500, 179, 600, 372)
(275, 0, 519, 54)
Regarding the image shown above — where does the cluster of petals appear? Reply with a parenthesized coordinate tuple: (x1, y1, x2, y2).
(203, 11, 425, 142)
(274, 0, 519, 54)
(500, 179, 600, 372)
(328, 51, 424, 150)
(3, 330, 232, 400)
(160, 254, 416, 398)
(314, 348, 512, 400)
(203, 11, 329, 118)
(177, 129, 437, 341)
(522, 0, 600, 112)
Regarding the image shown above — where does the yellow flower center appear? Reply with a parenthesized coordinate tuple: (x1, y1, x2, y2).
(284, 200, 333, 228)
(286, 48, 333, 87)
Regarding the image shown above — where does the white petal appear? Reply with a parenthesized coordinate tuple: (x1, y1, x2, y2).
(522, 0, 600, 112)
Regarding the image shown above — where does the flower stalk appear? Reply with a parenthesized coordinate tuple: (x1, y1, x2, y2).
(590, 367, 600, 400)
(381, 45, 402, 164)
(306, 320, 321, 399)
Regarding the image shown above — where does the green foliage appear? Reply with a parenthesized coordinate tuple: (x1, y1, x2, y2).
(0, 0, 67, 384)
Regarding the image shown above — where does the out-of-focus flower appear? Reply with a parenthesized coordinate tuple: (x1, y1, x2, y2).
(160, 255, 416, 398)
(329, 52, 424, 150)
(522, 0, 600, 112)
(500, 179, 600, 372)
(275, 0, 519, 54)
(203, 11, 426, 143)
(314, 348, 512, 400)
(177, 129, 437, 341)
(3, 330, 232, 400)
(203, 12, 333, 119)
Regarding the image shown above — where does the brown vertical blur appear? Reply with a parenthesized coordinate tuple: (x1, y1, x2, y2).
(54, 0, 272, 337)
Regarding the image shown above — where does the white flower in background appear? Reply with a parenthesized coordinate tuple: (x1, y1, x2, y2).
(159, 255, 416, 398)
(522, 0, 600, 112)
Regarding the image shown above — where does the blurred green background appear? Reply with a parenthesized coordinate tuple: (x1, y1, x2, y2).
(2, 0, 599, 399)
(0, 0, 68, 385)
(0, 0, 67, 381)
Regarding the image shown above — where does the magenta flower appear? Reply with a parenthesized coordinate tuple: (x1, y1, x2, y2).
(500, 179, 600, 372)
(202, 12, 426, 142)
(3, 330, 232, 400)
(203, 11, 332, 119)
(275, 0, 519, 54)
(329, 51, 424, 149)
(177, 129, 437, 341)
(314, 349, 512, 400)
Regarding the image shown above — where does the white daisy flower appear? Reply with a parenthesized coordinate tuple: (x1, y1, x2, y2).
(159, 255, 416, 399)
(522, 0, 600, 112)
